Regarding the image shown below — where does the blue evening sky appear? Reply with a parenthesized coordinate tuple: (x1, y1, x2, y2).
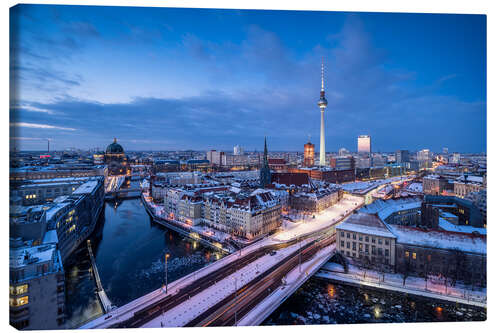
(10, 5, 486, 152)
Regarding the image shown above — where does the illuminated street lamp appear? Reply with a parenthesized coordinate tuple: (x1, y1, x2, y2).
(164, 253, 170, 294)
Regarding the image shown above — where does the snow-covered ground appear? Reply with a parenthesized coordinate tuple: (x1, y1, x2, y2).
(341, 176, 413, 195)
(273, 195, 364, 242)
(406, 182, 423, 193)
(318, 262, 486, 307)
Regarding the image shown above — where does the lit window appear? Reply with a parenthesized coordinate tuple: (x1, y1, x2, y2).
(412, 252, 417, 260)
(10, 296, 29, 307)
(405, 251, 409, 258)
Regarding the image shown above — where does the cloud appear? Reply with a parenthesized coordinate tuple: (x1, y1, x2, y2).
(10, 122, 76, 131)
(10, 104, 56, 115)
(10, 10, 485, 152)
(10, 136, 51, 141)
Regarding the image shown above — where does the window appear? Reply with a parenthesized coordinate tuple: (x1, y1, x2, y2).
(385, 239, 389, 246)
(365, 247, 369, 254)
(10, 284, 28, 295)
(346, 242, 350, 249)
(372, 246, 376, 254)
(340, 231, 344, 237)
(347, 251, 351, 257)
(412, 252, 417, 260)
(378, 238, 382, 245)
(365, 236, 369, 242)
(346, 233, 350, 239)
(340, 241, 344, 247)
(352, 234, 356, 240)
(359, 244, 363, 251)
(427, 254, 432, 262)
(405, 251, 409, 258)
(372, 238, 376, 244)
(385, 249, 389, 257)
(378, 248, 382, 255)
(10, 296, 29, 307)
(352, 242, 356, 251)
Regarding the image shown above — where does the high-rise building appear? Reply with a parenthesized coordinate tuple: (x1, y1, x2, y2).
(317, 60, 328, 166)
(303, 141, 315, 167)
(338, 148, 349, 157)
(233, 145, 244, 155)
(417, 149, 431, 161)
(206, 150, 225, 165)
(357, 135, 371, 155)
(395, 150, 410, 164)
(443, 147, 449, 155)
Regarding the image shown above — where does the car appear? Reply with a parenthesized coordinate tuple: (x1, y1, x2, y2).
(270, 250, 277, 256)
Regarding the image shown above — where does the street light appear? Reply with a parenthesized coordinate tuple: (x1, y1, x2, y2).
(164, 253, 170, 294)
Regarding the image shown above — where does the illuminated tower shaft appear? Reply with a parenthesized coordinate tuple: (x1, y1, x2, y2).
(317, 60, 328, 166)
(320, 109, 325, 165)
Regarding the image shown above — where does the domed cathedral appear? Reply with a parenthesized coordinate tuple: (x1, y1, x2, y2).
(105, 138, 131, 177)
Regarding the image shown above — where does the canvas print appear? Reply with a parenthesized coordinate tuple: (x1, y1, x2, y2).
(9, 4, 486, 330)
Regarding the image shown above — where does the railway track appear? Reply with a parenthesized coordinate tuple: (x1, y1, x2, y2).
(186, 236, 335, 327)
(108, 240, 294, 328)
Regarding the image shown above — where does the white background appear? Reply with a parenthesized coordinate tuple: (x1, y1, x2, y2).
(2, 0, 498, 332)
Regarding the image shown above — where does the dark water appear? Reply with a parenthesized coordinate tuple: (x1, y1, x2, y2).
(264, 278, 486, 325)
(64, 196, 225, 328)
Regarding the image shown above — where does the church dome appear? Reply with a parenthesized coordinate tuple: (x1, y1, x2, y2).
(106, 138, 124, 154)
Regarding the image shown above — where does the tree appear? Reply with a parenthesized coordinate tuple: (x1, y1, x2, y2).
(401, 258, 411, 287)
(331, 251, 349, 273)
(450, 248, 467, 287)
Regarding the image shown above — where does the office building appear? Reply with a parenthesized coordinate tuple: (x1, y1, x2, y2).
(338, 148, 349, 157)
(330, 156, 354, 170)
(10, 241, 65, 330)
(206, 150, 225, 165)
(233, 145, 244, 155)
(303, 141, 315, 167)
(357, 135, 371, 155)
(417, 149, 431, 161)
(395, 150, 410, 164)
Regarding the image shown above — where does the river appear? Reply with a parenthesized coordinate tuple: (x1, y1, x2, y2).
(263, 278, 486, 325)
(63, 196, 225, 328)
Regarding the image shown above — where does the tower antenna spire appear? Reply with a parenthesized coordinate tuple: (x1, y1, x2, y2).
(321, 57, 325, 92)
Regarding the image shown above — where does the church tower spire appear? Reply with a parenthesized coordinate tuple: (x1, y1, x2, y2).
(260, 137, 271, 188)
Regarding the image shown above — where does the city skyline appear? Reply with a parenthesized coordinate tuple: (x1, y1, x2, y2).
(10, 5, 486, 152)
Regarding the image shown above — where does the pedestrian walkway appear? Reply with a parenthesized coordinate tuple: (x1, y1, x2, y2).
(316, 262, 486, 308)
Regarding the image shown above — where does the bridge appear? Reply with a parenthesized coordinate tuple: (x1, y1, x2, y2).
(87, 240, 114, 313)
(105, 175, 126, 193)
(80, 195, 364, 329)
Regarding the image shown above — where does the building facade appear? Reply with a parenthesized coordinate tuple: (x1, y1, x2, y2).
(357, 135, 371, 155)
(303, 141, 315, 167)
(9, 242, 65, 330)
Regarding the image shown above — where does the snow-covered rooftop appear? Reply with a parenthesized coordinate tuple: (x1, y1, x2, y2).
(336, 213, 396, 238)
(438, 218, 486, 236)
(388, 225, 486, 254)
(72, 180, 99, 194)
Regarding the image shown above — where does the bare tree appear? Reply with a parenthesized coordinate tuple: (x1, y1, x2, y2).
(402, 258, 411, 287)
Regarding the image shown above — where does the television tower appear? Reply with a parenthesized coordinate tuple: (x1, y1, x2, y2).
(317, 59, 328, 166)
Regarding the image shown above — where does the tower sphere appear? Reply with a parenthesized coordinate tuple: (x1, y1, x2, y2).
(317, 96, 328, 108)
